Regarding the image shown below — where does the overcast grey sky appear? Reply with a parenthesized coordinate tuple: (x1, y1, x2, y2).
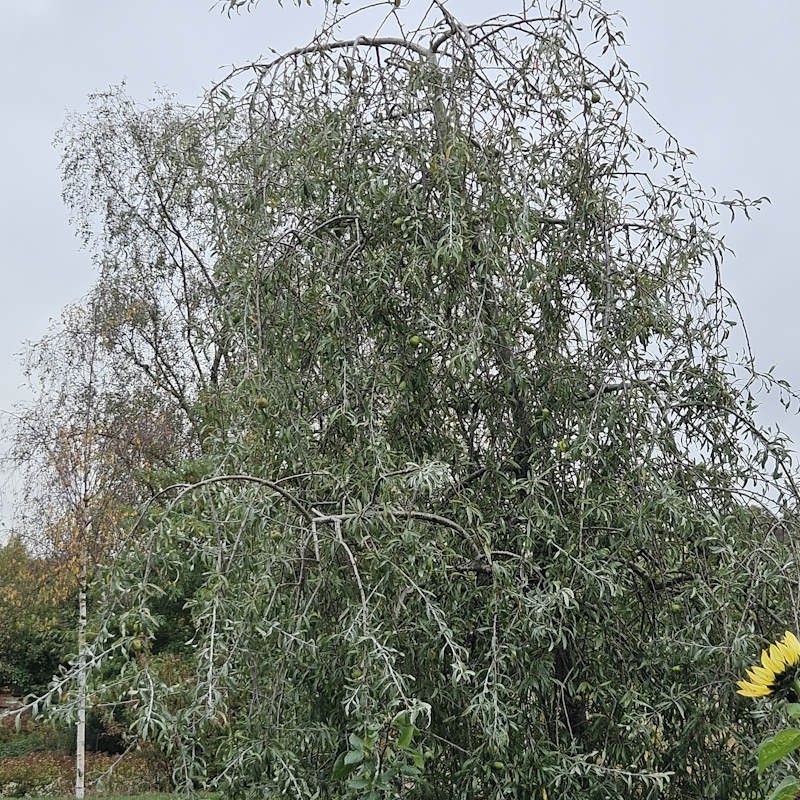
(615, 1, 800, 444)
(1, 1, 798, 520)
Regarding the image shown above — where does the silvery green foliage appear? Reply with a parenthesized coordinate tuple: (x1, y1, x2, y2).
(54, 1, 799, 797)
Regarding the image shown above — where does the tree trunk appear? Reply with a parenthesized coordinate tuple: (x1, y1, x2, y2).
(75, 555, 87, 799)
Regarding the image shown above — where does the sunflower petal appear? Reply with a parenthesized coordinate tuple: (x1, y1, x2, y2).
(762, 648, 782, 673)
(737, 680, 773, 697)
(775, 640, 797, 667)
(750, 665, 776, 684)
(770, 642, 789, 670)
(745, 668, 766, 685)
(784, 632, 800, 662)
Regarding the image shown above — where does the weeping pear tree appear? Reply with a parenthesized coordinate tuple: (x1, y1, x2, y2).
(52, 1, 800, 797)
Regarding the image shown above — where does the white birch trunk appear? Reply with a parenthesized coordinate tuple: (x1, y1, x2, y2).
(76, 556, 87, 799)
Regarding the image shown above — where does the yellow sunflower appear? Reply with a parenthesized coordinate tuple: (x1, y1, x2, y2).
(737, 631, 800, 698)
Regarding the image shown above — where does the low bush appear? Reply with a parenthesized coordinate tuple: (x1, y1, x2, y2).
(0, 752, 63, 797)
(0, 730, 52, 758)
(0, 749, 171, 797)
(0, 718, 75, 760)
